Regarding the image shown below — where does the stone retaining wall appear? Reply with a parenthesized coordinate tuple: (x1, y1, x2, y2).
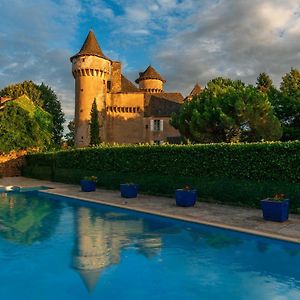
(0, 151, 27, 177)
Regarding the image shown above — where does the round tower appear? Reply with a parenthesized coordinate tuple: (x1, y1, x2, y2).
(135, 65, 166, 93)
(70, 30, 111, 147)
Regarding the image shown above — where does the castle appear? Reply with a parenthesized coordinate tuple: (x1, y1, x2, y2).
(71, 31, 200, 147)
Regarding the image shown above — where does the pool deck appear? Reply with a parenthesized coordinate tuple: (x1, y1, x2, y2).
(1, 176, 300, 244)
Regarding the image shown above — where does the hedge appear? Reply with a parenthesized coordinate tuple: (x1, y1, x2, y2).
(23, 142, 300, 212)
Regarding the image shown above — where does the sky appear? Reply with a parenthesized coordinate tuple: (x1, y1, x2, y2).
(1, 0, 300, 124)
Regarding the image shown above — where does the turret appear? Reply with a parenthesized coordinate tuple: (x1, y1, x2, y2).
(185, 83, 202, 101)
(70, 30, 111, 147)
(135, 65, 165, 93)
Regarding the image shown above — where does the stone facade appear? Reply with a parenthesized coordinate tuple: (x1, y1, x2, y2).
(71, 31, 191, 147)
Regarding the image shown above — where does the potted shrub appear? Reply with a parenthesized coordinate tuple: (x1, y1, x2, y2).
(175, 185, 197, 207)
(80, 176, 97, 192)
(261, 193, 289, 222)
(120, 183, 138, 198)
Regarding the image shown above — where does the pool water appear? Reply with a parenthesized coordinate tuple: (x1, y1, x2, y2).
(0, 191, 300, 300)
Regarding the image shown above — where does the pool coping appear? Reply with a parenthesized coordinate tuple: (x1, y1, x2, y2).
(40, 189, 300, 245)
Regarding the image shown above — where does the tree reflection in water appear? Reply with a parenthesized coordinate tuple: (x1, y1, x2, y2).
(0, 192, 61, 245)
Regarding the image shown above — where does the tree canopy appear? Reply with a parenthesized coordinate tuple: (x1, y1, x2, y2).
(171, 77, 282, 143)
(0, 96, 53, 152)
(268, 68, 300, 140)
(256, 72, 273, 93)
(0, 80, 65, 147)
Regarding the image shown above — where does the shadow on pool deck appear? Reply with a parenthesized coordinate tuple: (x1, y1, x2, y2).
(1, 176, 300, 243)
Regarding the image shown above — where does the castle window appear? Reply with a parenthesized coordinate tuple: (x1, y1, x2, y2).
(151, 119, 164, 132)
(113, 107, 117, 112)
(121, 107, 125, 113)
(107, 80, 111, 92)
(125, 107, 129, 113)
(81, 89, 83, 92)
(133, 108, 136, 113)
(82, 58, 85, 62)
(129, 107, 132, 113)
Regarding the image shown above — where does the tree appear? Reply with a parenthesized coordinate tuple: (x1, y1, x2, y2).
(171, 77, 282, 143)
(280, 68, 300, 97)
(256, 72, 273, 93)
(268, 68, 300, 140)
(0, 80, 65, 147)
(0, 80, 42, 106)
(65, 120, 75, 147)
(89, 99, 100, 146)
(0, 97, 52, 152)
(38, 83, 65, 146)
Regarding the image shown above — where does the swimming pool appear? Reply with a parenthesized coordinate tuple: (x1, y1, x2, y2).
(0, 191, 300, 300)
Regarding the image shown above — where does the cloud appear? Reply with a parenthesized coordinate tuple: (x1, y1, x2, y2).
(155, 0, 300, 94)
(1, 0, 300, 125)
(0, 0, 82, 124)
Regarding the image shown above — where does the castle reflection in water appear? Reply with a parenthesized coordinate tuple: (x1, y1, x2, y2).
(0, 192, 174, 293)
(72, 206, 165, 292)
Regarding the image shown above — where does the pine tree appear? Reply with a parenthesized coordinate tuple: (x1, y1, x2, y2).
(65, 120, 75, 147)
(256, 72, 273, 93)
(90, 99, 100, 146)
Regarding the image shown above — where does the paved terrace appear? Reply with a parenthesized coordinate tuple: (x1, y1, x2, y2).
(1, 176, 300, 244)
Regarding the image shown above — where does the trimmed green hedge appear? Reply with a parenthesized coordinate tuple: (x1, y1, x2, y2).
(23, 142, 300, 212)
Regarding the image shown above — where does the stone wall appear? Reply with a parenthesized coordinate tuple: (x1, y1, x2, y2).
(0, 151, 27, 177)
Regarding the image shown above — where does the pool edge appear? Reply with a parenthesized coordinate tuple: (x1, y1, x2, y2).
(39, 189, 300, 245)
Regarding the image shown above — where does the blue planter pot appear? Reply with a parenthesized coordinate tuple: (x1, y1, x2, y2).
(80, 180, 96, 192)
(261, 198, 289, 222)
(120, 184, 138, 198)
(175, 189, 197, 207)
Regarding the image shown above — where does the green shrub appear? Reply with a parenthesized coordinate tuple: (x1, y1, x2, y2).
(23, 142, 300, 212)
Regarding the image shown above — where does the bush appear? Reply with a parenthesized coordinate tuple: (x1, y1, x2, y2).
(23, 142, 300, 212)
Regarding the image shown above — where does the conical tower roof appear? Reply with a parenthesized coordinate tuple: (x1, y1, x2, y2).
(78, 269, 102, 294)
(135, 65, 166, 84)
(189, 83, 202, 97)
(70, 30, 109, 61)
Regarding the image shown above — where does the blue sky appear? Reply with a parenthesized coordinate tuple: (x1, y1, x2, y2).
(1, 0, 300, 123)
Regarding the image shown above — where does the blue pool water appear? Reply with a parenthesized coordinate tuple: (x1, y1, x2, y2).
(0, 191, 300, 300)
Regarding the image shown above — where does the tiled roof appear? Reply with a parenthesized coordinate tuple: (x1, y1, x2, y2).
(70, 30, 108, 61)
(189, 83, 202, 97)
(135, 65, 166, 84)
(121, 75, 139, 92)
(144, 93, 184, 117)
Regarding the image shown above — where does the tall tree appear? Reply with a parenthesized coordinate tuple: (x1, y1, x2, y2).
(65, 120, 75, 147)
(256, 72, 273, 93)
(280, 68, 300, 97)
(38, 83, 65, 146)
(270, 68, 300, 140)
(89, 99, 100, 146)
(171, 77, 282, 143)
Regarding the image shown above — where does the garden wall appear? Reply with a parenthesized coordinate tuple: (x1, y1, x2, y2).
(23, 142, 300, 212)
